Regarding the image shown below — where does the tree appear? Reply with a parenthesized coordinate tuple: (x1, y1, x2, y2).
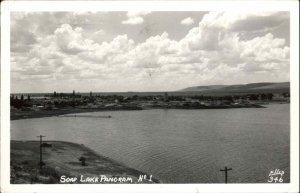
(79, 157, 86, 166)
(260, 93, 266, 100)
(267, 93, 273, 100)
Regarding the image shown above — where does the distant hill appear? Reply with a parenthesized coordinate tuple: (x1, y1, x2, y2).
(179, 82, 290, 95)
(180, 85, 227, 92)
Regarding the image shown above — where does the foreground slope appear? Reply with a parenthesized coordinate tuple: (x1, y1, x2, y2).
(11, 141, 159, 184)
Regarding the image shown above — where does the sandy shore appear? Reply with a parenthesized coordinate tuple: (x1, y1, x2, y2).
(10, 140, 160, 184)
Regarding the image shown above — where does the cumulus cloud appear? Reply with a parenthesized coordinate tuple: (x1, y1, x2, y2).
(90, 29, 106, 42)
(11, 11, 290, 92)
(54, 24, 94, 54)
(181, 17, 194, 26)
(122, 11, 151, 25)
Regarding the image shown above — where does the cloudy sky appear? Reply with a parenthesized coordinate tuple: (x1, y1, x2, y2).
(11, 11, 290, 93)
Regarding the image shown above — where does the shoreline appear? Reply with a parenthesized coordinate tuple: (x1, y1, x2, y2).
(10, 104, 268, 120)
(10, 107, 142, 120)
(11, 140, 160, 184)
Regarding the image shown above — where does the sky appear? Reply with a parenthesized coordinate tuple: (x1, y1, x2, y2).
(10, 11, 290, 93)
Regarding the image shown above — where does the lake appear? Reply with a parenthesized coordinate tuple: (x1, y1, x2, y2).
(11, 104, 290, 183)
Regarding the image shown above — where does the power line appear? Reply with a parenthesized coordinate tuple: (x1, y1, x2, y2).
(36, 135, 46, 170)
(220, 166, 232, 183)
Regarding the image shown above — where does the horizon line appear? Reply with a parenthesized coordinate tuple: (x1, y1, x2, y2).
(10, 81, 290, 94)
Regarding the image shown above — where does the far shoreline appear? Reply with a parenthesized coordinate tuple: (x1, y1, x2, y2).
(10, 107, 141, 121)
(10, 104, 269, 121)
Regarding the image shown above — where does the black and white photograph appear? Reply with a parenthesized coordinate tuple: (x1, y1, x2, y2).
(1, 1, 299, 193)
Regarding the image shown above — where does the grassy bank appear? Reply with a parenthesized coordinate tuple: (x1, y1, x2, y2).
(11, 140, 160, 184)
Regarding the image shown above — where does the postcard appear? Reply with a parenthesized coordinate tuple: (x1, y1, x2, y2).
(1, 1, 299, 193)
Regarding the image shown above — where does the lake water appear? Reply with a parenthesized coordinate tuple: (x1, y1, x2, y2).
(11, 104, 290, 183)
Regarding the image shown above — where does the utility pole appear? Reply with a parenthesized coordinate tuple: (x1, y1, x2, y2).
(220, 166, 232, 183)
(37, 135, 46, 170)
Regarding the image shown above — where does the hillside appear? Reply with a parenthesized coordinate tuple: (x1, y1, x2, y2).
(179, 82, 290, 95)
(11, 141, 160, 184)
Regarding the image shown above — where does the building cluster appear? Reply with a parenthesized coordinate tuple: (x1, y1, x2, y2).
(10, 90, 290, 111)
